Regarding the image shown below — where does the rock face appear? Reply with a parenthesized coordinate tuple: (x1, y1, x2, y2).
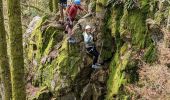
(24, 16, 41, 39)
(25, 0, 170, 100)
(25, 13, 110, 99)
(106, 0, 170, 99)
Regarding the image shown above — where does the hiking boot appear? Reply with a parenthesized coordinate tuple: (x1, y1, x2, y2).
(92, 64, 101, 69)
(95, 63, 101, 66)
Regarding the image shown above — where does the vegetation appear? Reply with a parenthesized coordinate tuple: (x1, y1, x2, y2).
(0, 0, 170, 100)
(0, 0, 12, 99)
(7, 0, 26, 99)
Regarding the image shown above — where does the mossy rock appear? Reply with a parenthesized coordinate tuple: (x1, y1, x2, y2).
(125, 59, 139, 83)
(122, 9, 147, 48)
(88, 1, 96, 13)
(32, 87, 52, 100)
(100, 0, 157, 99)
(106, 43, 132, 99)
(33, 33, 92, 96)
(143, 43, 157, 63)
(109, 4, 124, 37)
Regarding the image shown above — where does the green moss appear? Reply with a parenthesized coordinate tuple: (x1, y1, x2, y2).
(33, 35, 83, 95)
(140, 0, 150, 13)
(54, 38, 81, 80)
(27, 16, 63, 64)
(106, 43, 131, 99)
(49, 0, 53, 12)
(88, 1, 96, 13)
(154, 11, 165, 25)
(42, 28, 62, 56)
(28, 16, 49, 62)
(125, 59, 139, 83)
(144, 33, 153, 47)
(112, 6, 125, 50)
(100, 4, 124, 61)
(109, 5, 124, 37)
(27, 1, 161, 99)
(120, 8, 148, 49)
(0, 0, 12, 98)
(96, 0, 107, 12)
(32, 86, 52, 100)
(41, 26, 56, 53)
(27, 43, 34, 60)
(105, 1, 157, 99)
(43, 36, 54, 56)
(26, 16, 70, 89)
(116, 88, 131, 100)
(143, 43, 157, 63)
(53, 0, 58, 13)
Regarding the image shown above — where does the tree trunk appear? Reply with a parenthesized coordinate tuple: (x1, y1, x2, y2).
(53, 0, 58, 13)
(7, 0, 26, 100)
(0, 0, 12, 100)
(49, 0, 53, 12)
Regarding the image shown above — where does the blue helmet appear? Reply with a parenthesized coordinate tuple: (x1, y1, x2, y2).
(74, 0, 81, 5)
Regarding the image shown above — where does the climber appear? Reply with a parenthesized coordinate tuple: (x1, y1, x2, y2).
(65, 0, 88, 43)
(83, 25, 101, 69)
(59, 0, 67, 22)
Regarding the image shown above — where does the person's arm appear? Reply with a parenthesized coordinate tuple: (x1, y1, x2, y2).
(91, 28, 97, 41)
(66, 5, 71, 16)
(78, 6, 83, 11)
(66, 5, 73, 23)
(78, 6, 88, 13)
(92, 28, 96, 33)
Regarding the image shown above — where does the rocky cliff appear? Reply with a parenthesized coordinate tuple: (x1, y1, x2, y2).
(24, 0, 170, 100)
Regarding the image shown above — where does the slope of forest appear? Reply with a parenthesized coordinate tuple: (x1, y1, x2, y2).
(0, 0, 170, 100)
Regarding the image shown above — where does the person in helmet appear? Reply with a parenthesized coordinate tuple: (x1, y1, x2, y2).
(66, 0, 87, 21)
(65, 0, 87, 43)
(59, 0, 67, 22)
(83, 25, 101, 69)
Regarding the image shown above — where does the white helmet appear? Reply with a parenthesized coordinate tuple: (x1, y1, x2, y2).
(85, 25, 91, 29)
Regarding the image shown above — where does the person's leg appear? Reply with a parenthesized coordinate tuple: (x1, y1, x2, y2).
(70, 19, 74, 34)
(87, 47, 100, 68)
(67, 22, 76, 43)
(92, 46, 99, 65)
(87, 47, 99, 65)
(64, 24, 68, 33)
(68, 26, 72, 37)
(65, 17, 70, 33)
(68, 19, 73, 36)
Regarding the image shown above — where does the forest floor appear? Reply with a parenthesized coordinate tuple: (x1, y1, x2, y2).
(127, 42, 170, 100)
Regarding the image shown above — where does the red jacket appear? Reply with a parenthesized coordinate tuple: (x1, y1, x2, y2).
(67, 5, 83, 20)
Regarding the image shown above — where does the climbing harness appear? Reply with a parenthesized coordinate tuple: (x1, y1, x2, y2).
(87, 46, 94, 53)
